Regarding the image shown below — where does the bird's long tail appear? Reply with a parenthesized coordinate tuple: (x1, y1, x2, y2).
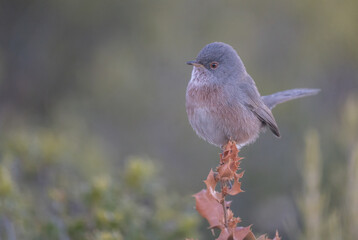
(262, 88, 320, 110)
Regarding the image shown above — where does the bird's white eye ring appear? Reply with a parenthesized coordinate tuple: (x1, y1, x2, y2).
(210, 62, 219, 69)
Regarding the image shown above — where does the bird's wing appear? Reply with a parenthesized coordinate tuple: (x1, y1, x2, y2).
(239, 77, 281, 137)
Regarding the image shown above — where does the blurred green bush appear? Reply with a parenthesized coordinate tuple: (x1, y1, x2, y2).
(0, 127, 199, 240)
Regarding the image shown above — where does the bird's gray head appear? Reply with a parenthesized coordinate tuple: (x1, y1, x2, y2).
(187, 42, 246, 85)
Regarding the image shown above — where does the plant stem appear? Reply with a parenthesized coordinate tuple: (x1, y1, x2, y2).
(221, 180, 228, 228)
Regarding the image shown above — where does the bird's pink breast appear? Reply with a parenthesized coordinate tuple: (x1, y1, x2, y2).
(186, 81, 261, 147)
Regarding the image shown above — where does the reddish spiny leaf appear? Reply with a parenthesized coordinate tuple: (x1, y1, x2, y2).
(204, 169, 218, 190)
(204, 169, 221, 202)
(242, 231, 257, 240)
(216, 225, 253, 240)
(217, 228, 232, 240)
(256, 230, 281, 240)
(217, 157, 236, 180)
(193, 189, 224, 230)
(233, 226, 253, 240)
(227, 172, 244, 196)
(236, 170, 244, 179)
(226, 208, 241, 226)
(218, 141, 243, 181)
(228, 216, 241, 229)
(193, 140, 278, 240)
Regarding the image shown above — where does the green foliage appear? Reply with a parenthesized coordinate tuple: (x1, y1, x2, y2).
(299, 95, 358, 240)
(0, 166, 13, 197)
(299, 130, 323, 240)
(0, 127, 199, 240)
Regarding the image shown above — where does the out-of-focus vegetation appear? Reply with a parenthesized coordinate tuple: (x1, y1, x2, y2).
(299, 95, 358, 240)
(0, 126, 199, 239)
(0, 0, 357, 239)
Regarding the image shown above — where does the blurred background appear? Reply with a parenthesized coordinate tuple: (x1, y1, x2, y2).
(0, 0, 357, 239)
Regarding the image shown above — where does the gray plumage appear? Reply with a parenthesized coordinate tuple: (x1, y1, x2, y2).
(262, 88, 321, 110)
(186, 42, 319, 148)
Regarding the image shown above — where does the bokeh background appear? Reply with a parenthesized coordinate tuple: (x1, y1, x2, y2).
(0, 1, 358, 239)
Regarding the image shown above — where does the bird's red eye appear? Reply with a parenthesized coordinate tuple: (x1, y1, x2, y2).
(210, 62, 219, 69)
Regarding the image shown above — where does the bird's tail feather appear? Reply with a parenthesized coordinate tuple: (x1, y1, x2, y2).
(262, 88, 320, 110)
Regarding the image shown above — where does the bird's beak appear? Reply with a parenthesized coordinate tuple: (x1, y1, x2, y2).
(186, 60, 203, 67)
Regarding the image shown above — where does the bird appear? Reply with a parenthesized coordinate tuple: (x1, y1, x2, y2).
(186, 42, 320, 148)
